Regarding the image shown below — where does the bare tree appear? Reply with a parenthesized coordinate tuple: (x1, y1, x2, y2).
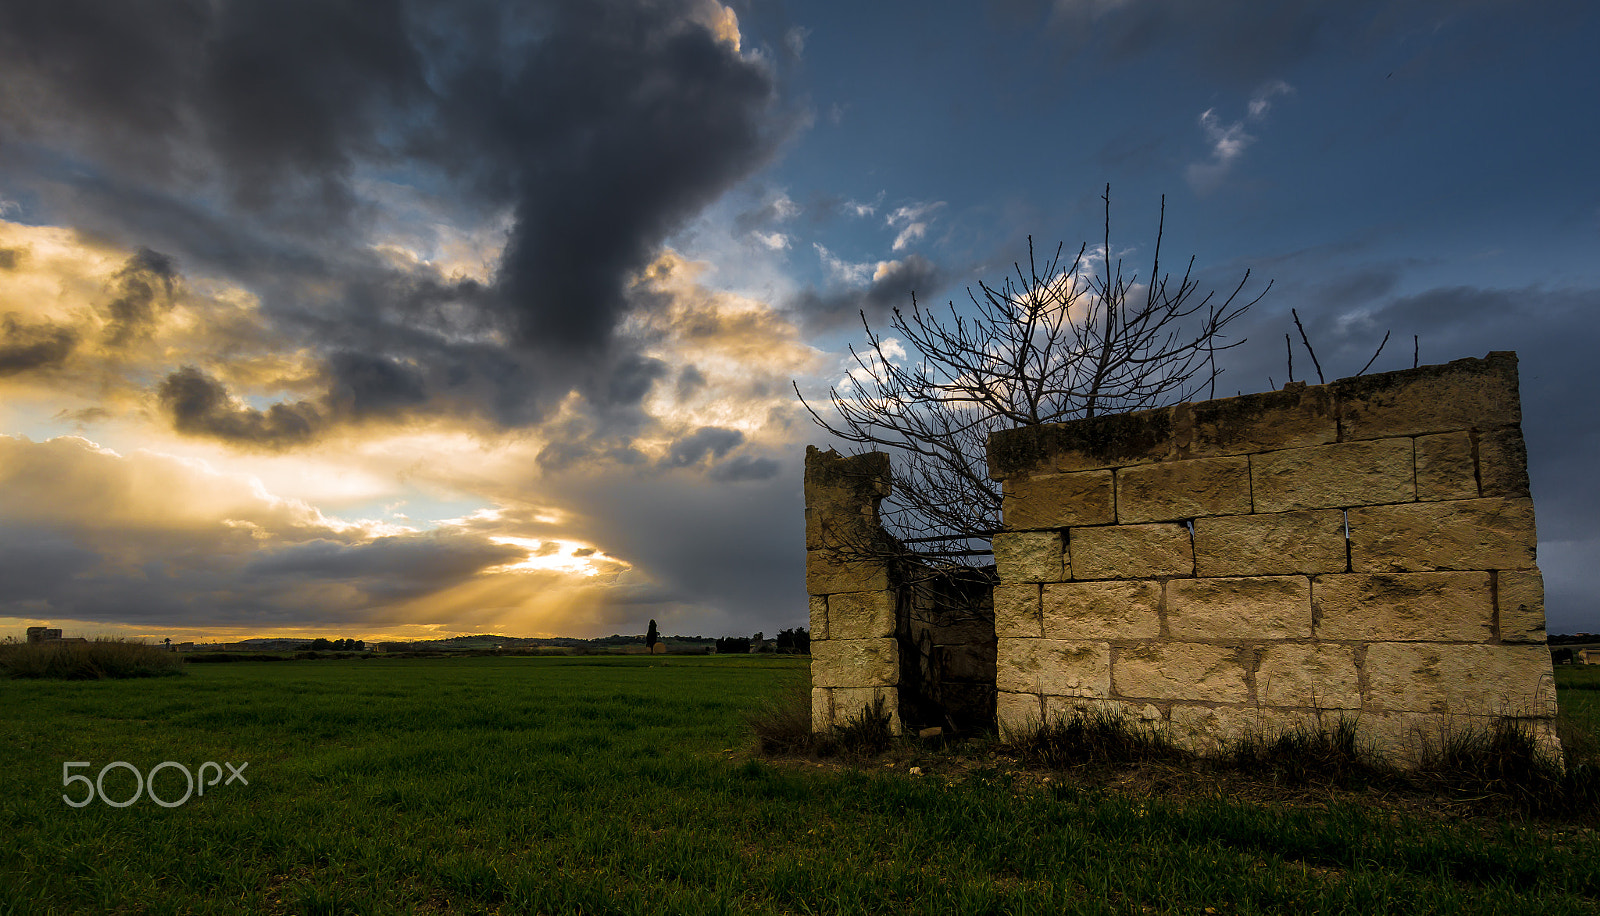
(797, 186, 1270, 566)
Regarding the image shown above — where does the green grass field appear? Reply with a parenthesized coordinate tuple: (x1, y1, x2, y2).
(3, 656, 1598, 915)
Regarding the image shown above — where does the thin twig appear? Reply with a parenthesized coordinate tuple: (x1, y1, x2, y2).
(1356, 330, 1391, 376)
(1291, 308, 1325, 384)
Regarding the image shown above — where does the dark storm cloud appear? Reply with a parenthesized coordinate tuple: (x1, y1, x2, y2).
(325, 350, 429, 420)
(676, 364, 708, 399)
(664, 426, 745, 468)
(104, 248, 179, 346)
(710, 454, 781, 482)
(159, 366, 322, 449)
(791, 254, 944, 330)
(0, 248, 19, 270)
(0, 0, 792, 442)
(245, 533, 523, 590)
(0, 316, 77, 376)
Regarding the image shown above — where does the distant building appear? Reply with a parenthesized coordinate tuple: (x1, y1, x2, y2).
(25, 627, 63, 644)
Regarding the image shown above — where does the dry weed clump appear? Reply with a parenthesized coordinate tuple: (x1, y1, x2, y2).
(0, 637, 185, 679)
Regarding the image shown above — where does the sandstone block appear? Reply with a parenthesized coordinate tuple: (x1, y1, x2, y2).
(1478, 426, 1531, 498)
(827, 590, 896, 640)
(988, 407, 1175, 478)
(806, 549, 889, 595)
(1312, 572, 1493, 642)
(804, 447, 891, 549)
(811, 687, 832, 732)
(1043, 695, 1163, 726)
(1496, 570, 1547, 643)
(1414, 432, 1478, 502)
(1173, 383, 1339, 459)
(993, 530, 1066, 583)
(1193, 509, 1346, 577)
(1333, 352, 1520, 441)
(1342, 710, 1439, 763)
(1115, 456, 1252, 523)
(1112, 643, 1249, 703)
(811, 638, 899, 688)
(1041, 580, 1161, 640)
(997, 638, 1111, 697)
(1166, 576, 1312, 639)
(1167, 705, 1315, 754)
(1363, 643, 1557, 717)
(996, 690, 1044, 736)
(831, 686, 901, 734)
(1071, 523, 1193, 579)
(1365, 711, 1561, 764)
(1348, 498, 1536, 572)
(809, 595, 829, 640)
(1002, 470, 1114, 529)
(1251, 439, 1416, 512)
(1256, 643, 1361, 709)
(994, 584, 1043, 638)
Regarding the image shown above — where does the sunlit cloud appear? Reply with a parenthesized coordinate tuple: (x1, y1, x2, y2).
(887, 200, 946, 252)
(1187, 80, 1294, 193)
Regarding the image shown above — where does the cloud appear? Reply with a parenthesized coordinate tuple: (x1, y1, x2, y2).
(710, 454, 781, 482)
(0, 0, 797, 444)
(664, 426, 745, 467)
(0, 433, 637, 633)
(784, 26, 811, 60)
(887, 201, 946, 252)
(0, 315, 78, 376)
(1186, 80, 1294, 193)
(793, 252, 945, 330)
(103, 248, 179, 346)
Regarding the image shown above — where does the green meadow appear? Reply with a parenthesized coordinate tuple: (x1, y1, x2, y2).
(3, 656, 1598, 915)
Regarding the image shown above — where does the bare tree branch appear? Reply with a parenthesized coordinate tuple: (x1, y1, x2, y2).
(795, 186, 1269, 576)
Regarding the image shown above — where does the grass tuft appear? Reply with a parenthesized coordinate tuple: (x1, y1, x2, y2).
(747, 684, 815, 757)
(0, 637, 185, 679)
(748, 687, 895, 760)
(1008, 705, 1186, 770)
(833, 695, 894, 757)
(1410, 718, 1599, 815)
(1224, 717, 1379, 788)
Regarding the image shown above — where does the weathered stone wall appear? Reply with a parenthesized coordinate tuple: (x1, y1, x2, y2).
(805, 446, 904, 733)
(986, 352, 1557, 757)
(805, 446, 999, 735)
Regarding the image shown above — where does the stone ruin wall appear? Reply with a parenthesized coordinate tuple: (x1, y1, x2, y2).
(804, 448, 997, 736)
(808, 351, 1558, 759)
(988, 351, 1557, 757)
(804, 448, 903, 733)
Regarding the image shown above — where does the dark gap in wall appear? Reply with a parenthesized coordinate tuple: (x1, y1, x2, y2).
(1489, 569, 1501, 643)
(1184, 518, 1196, 580)
(1246, 454, 1256, 513)
(1469, 428, 1483, 496)
(1342, 508, 1352, 572)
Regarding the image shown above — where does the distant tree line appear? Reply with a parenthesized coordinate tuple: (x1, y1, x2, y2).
(304, 638, 364, 651)
(713, 628, 809, 654)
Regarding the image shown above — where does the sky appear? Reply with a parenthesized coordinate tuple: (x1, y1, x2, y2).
(0, 0, 1596, 643)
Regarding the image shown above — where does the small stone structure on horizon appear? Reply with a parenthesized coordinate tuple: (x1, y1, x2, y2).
(806, 352, 1559, 760)
(26, 626, 64, 643)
